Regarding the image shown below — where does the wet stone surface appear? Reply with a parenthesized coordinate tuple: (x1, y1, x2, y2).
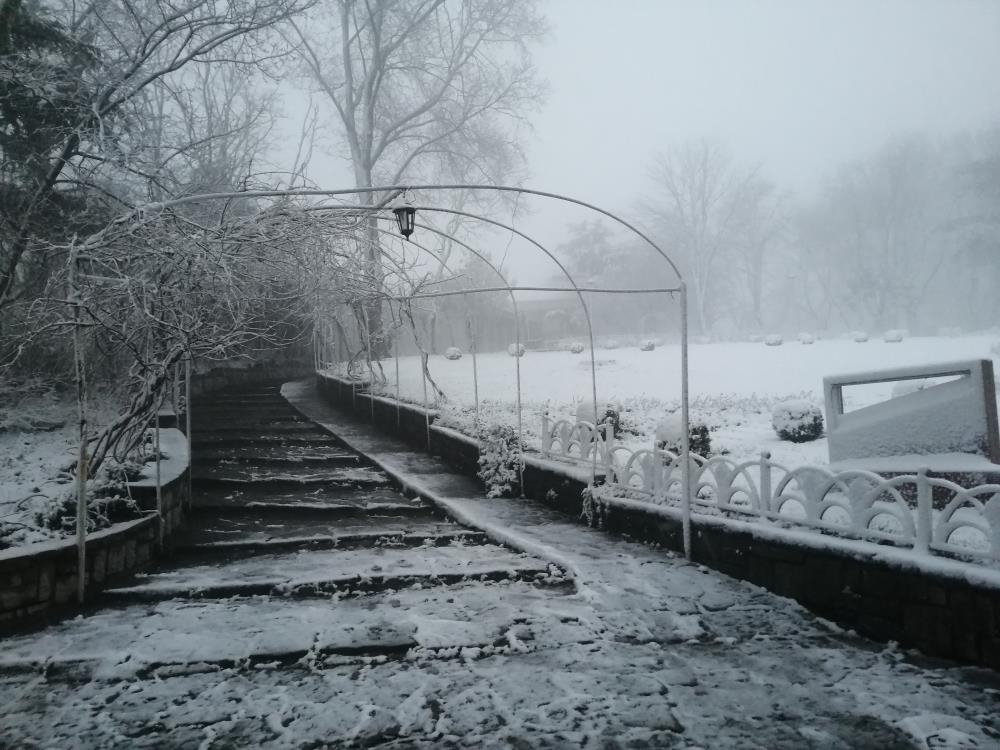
(2, 381, 999, 748)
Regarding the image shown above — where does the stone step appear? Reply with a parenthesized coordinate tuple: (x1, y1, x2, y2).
(173, 511, 455, 549)
(175, 530, 491, 559)
(191, 463, 389, 488)
(192, 444, 359, 465)
(191, 420, 317, 433)
(102, 544, 563, 602)
(191, 433, 342, 449)
(190, 485, 427, 514)
(0, 581, 579, 678)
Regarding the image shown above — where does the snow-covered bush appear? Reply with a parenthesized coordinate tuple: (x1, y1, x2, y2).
(883, 329, 905, 343)
(576, 399, 623, 438)
(476, 423, 522, 498)
(764, 334, 783, 347)
(771, 400, 824, 443)
(798, 332, 815, 345)
(444, 347, 462, 361)
(654, 413, 711, 457)
(639, 340, 656, 352)
(507, 343, 525, 357)
(569, 341, 585, 354)
(891, 379, 928, 398)
(852, 331, 869, 343)
(35, 460, 142, 534)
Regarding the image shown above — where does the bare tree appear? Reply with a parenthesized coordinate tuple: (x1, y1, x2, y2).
(806, 136, 952, 331)
(289, 0, 546, 352)
(0, 0, 310, 313)
(642, 140, 775, 336)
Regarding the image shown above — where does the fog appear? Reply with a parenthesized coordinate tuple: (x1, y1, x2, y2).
(271, 0, 1000, 340)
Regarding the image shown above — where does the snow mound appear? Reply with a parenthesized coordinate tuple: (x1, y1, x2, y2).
(568, 342, 585, 354)
(764, 334, 783, 347)
(654, 412, 711, 455)
(772, 400, 824, 443)
(444, 347, 462, 361)
(798, 332, 815, 345)
(639, 340, 656, 352)
(576, 398, 621, 423)
(852, 331, 869, 343)
(507, 343, 525, 357)
(884, 329, 906, 343)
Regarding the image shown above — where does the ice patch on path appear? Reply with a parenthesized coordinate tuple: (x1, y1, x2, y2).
(896, 713, 983, 749)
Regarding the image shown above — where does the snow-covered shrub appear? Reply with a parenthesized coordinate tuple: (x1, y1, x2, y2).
(444, 347, 462, 360)
(852, 331, 869, 343)
(576, 399, 623, 438)
(476, 423, 522, 498)
(654, 413, 711, 457)
(35, 460, 142, 534)
(798, 332, 815, 345)
(581, 485, 609, 529)
(764, 334, 783, 347)
(891, 379, 928, 398)
(569, 341, 585, 354)
(771, 400, 824, 443)
(883, 329, 905, 343)
(507, 343, 525, 357)
(639, 340, 656, 352)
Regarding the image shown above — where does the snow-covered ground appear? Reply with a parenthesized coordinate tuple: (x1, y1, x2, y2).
(357, 334, 999, 467)
(0, 389, 162, 548)
(0, 390, 87, 546)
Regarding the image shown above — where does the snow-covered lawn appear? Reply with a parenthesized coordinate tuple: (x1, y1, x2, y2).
(359, 334, 999, 467)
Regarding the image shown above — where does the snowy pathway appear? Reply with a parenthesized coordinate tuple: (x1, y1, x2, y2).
(0, 380, 997, 748)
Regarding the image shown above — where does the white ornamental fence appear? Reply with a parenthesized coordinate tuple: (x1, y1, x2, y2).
(540, 416, 1000, 565)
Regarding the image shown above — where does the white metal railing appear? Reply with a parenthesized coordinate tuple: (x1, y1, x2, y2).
(540, 414, 613, 467)
(541, 416, 1000, 564)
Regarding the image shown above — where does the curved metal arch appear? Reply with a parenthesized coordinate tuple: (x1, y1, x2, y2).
(312, 202, 603, 486)
(378, 216, 524, 433)
(368, 222, 490, 434)
(115, 184, 692, 556)
(143, 183, 683, 282)
(408, 204, 603, 485)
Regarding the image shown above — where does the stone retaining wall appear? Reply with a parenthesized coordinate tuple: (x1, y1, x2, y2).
(0, 445, 189, 631)
(315, 371, 1000, 671)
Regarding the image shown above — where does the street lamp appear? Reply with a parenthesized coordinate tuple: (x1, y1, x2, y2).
(391, 195, 416, 240)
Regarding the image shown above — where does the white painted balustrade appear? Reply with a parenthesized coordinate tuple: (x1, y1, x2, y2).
(540, 416, 1000, 564)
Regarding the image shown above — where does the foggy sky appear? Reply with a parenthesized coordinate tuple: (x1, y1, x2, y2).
(281, 0, 1000, 280)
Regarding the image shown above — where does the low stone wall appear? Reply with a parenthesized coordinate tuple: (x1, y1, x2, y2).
(314, 371, 1000, 671)
(0, 437, 190, 631)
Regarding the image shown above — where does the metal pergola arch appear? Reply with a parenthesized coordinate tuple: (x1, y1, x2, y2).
(113, 184, 693, 558)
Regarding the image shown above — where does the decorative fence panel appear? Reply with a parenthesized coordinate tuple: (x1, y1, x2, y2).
(540, 416, 1000, 564)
